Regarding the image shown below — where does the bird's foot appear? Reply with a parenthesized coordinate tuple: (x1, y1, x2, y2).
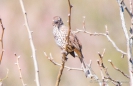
(61, 50, 68, 61)
(61, 49, 67, 55)
(61, 57, 68, 62)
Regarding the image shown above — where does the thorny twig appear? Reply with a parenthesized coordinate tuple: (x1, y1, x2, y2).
(108, 60, 130, 79)
(19, 0, 40, 86)
(0, 18, 5, 64)
(14, 53, 27, 86)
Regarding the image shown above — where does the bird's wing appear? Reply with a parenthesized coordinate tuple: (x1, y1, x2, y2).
(69, 32, 82, 51)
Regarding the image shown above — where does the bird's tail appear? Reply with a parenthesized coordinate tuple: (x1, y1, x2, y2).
(79, 52, 90, 77)
(79, 53, 86, 70)
(74, 49, 90, 77)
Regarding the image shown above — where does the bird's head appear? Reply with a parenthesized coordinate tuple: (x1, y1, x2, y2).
(53, 16, 63, 28)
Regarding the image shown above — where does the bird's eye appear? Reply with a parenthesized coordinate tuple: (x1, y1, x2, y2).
(54, 21, 58, 24)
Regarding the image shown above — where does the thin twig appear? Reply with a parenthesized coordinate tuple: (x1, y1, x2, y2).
(0, 69, 9, 81)
(0, 69, 9, 86)
(67, 0, 72, 42)
(104, 77, 121, 86)
(86, 60, 102, 86)
(44, 52, 83, 71)
(74, 26, 127, 55)
(98, 49, 106, 68)
(0, 18, 5, 64)
(99, 66, 109, 86)
(108, 60, 130, 79)
(19, 0, 40, 86)
(55, 0, 72, 86)
(97, 50, 122, 86)
(82, 16, 86, 31)
(14, 53, 27, 86)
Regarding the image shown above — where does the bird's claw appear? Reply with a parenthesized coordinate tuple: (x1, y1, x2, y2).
(61, 50, 67, 55)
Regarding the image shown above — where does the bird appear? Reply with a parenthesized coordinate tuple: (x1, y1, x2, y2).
(52, 16, 89, 76)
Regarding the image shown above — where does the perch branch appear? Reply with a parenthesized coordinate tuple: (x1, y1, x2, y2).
(55, 0, 72, 86)
(108, 60, 130, 79)
(19, 0, 40, 86)
(0, 18, 5, 64)
(44, 52, 102, 86)
(14, 53, 27, 86)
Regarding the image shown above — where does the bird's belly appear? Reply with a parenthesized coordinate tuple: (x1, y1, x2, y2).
(53, 27, 74, 52)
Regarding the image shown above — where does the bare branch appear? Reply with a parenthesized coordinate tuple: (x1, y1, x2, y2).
(116, 0, 133, 85)
(0, 18, 5, 64)
(117, 0, 129, 40)
(0, 69, 9, 86)
(97, 50, 122, 86)
(44, 52, 83, 71)
(108, 60, 130, 79)
(86, 60, 102, 86)
(74, 26, 127, 55)
(14, 53, 27, 86)
(99, 69, 108, 86)
(55, 0, 72, 86)
(120, 0, 133, 17)
(67, 0, 72, 42)
(19, 0, 40, 86)
(44, 52, 102, 86)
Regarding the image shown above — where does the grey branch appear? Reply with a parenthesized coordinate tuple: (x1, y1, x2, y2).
(116, 0, 133, 85)
(19, 0, 41, 86)
(74, 27, 127, 55)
